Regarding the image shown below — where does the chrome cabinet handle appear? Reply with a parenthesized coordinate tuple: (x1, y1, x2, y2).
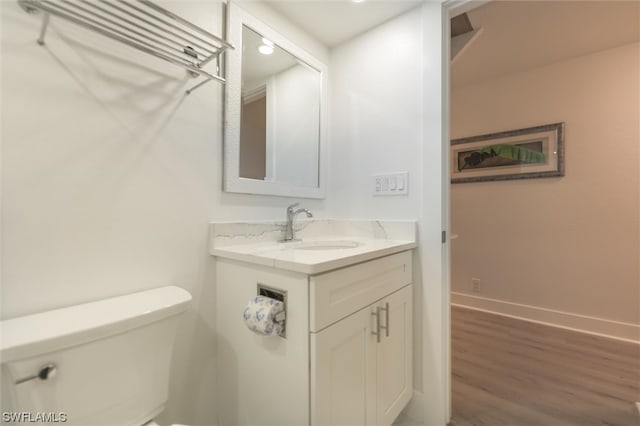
(15, 363, 57, 385)
(379, 303, 389, 337)
(372, 302, 390, 343)
(371, 307, 381, 343)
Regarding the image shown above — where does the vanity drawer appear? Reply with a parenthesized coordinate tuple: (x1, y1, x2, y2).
(309, 251, 412, 332)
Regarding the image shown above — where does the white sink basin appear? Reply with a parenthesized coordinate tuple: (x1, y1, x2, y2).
(293, 241, 360, 251)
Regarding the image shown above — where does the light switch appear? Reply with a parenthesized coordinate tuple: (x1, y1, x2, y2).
(389, 177, 397, 190)
(373, 172, 408, 196)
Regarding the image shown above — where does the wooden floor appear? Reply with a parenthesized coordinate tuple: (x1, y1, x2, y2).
(451, 306, 640, 426)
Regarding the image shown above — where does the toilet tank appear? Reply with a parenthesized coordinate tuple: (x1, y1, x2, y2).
(0, 286, 191, 426)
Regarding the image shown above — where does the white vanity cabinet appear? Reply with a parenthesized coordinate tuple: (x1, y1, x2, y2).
(311, 285, 412, 426)
(215, 249, 413, 426)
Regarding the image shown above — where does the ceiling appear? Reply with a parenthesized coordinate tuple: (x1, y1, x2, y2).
(263, 0, 422, 48)
(452, 1, 640, 88)
(249, 1, 639, 87)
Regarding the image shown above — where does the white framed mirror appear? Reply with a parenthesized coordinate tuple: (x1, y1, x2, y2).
(224, 2, 327, 198)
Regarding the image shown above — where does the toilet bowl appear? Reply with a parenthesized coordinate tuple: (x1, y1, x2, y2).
(0, 286, 192, 426)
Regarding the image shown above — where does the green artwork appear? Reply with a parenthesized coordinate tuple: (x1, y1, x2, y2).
(458, 141, 546, 171)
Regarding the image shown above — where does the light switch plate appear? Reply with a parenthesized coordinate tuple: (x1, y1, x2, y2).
(373, 172, 408, 196)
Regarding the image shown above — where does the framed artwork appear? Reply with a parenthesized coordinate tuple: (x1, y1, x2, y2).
(451, 122, 565, 183)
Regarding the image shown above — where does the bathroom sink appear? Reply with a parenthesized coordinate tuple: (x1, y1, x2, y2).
(293, 240, 360, 251)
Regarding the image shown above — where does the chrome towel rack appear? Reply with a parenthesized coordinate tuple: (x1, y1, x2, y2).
(18, 0, 235, 94)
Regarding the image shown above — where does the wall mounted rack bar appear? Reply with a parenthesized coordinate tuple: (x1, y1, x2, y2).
(18, 0, 235, 94)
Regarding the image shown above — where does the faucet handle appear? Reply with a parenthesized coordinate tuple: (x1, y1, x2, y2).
(286, 202, 299, 212)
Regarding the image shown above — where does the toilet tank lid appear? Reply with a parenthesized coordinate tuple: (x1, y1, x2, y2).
(0, 286, 192, 363)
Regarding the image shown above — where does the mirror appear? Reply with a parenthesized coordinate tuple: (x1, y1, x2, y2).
(224, 3, 327, 198)
(239, 26, 321, 187)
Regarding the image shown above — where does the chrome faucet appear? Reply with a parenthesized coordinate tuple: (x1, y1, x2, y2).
(283, 203, 313, 242)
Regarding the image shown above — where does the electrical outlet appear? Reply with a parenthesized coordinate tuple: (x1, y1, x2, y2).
(471, 278, 481, 293)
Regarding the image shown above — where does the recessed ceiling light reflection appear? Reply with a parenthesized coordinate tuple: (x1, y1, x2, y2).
(258, 44, 274, 55)
(259, 37, 275, 55)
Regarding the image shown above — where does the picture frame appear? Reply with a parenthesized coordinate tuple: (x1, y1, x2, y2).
(451, 122, 565, 184)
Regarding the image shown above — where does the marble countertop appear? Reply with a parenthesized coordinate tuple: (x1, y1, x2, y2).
(209, 220, 417, 274)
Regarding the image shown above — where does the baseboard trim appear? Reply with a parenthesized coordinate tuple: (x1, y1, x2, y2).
(402, 390, 425, 423)
(451, 292, 640, 344)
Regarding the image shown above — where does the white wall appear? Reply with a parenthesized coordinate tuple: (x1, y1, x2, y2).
(329, 2, 424, 389)
(451, 43, 640, 339)
(328, 12, 422, 220)
(0, 1, 329, 424)
(329, 4, 450, 424)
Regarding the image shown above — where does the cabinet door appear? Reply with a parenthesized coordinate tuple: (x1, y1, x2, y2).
(311, 307, 377, 426)
(376, 285, 413, 426)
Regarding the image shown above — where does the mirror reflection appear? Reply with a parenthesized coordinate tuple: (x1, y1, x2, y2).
(239, 25, 321, 188)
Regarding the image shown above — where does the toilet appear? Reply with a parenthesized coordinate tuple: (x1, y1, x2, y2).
(0, 286, 192, 425)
